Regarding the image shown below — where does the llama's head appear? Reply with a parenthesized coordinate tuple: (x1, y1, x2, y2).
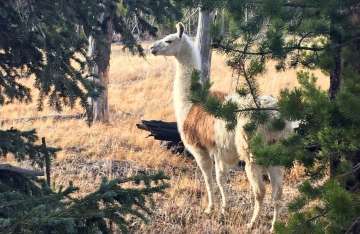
(150, 23, 185, 56)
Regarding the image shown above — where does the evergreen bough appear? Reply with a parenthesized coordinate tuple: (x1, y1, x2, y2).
(190, 0, 360, 232)
(0, 171, 169, 233)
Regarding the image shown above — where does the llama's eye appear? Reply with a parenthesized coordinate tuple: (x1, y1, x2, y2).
(165, 40, 172, 44)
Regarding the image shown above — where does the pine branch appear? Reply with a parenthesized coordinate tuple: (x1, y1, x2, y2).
(249, 1, 324, 9)
(1, 171, 170, 233)
(236, 107, 278, 113)
(240, 62, 260, 108)
(213, 43, 325, 56)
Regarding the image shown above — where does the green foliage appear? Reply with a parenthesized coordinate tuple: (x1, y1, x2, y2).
(0, 171, 169, 234)
(337, 68, 360, 125)
(279, 72, 330, 123)
(190, 70, 238, 129)
(190, 0, 360, 232)
(190, 70, 212, 104)
(275, 71, 360, 173)
(270, 65, 360, 233)
(1, 0, 98, 113)
(0, 129, 59, 167)
(276, 180, 360, 234)
(0, 0, 179, 114)
(269, 117, 286, 131)
(250, 134, 292, 167)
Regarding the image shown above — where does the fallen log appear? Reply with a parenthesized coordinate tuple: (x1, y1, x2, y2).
(136, 120, 180, 141)
(136, 120, 191, 156)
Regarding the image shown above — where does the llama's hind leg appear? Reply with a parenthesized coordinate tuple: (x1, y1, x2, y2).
(214, 154, 230, 214)
(267, 166, 284, 233)
(190, 148, 215, 214)
(245, 162, 265, 229)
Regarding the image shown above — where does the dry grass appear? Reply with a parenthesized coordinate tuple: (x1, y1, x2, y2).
(0, 44, 328, 233)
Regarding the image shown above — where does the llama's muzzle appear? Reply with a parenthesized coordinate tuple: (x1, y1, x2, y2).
(150, 45, 157, 55)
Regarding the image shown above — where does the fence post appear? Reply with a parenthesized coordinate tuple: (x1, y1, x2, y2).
(42, 137, 51, 187)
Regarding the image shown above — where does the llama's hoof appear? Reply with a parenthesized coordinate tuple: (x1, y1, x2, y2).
(270, 226, 275, 233)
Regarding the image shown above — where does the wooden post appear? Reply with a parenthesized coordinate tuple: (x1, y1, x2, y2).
(108, 159, 114, 232)
(42, 137, 51, 187)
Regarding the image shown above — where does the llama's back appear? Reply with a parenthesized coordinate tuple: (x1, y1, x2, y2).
(231, 94, 294, 163)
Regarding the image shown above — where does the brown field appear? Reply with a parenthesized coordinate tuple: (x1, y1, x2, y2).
(1, 44, 328, 233)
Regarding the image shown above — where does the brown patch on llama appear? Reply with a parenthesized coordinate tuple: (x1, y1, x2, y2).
(183, 91, 226, 151)
(211, 91, 227, 101)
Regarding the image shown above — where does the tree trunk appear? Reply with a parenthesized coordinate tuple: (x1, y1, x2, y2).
(220, 9, 225, 37)
(329, 19, 342, 178)
(328, 45, 342, 100)
(195, 8, 214, 82)
(88, 19, 113, 123)
(328, 50, 341, 177)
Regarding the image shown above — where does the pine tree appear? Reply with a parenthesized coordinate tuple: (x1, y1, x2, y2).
(0, 0, 178, 232)
(86, 0, 179, 123)
(190, 0, 360, 232)
(0, 169, 170, 233)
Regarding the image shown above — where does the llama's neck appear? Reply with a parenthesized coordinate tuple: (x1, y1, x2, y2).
(173, 35, 201, 129)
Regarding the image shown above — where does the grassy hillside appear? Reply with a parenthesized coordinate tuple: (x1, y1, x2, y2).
(0, 44, 328, 233)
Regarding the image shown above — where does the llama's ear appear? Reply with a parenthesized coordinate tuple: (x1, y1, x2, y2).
(176, 22, 185, 38)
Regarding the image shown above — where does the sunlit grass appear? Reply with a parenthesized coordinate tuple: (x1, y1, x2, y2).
(0, 44, 328, 233)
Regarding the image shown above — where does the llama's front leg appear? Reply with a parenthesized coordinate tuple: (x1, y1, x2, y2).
(214, 155, 229, 214)
(245, 163, 265, 230)
(267, 166, 284, 233)
(193, 152, 215, 214)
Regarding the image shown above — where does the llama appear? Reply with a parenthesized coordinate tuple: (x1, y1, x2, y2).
(150, 22, 293, 232)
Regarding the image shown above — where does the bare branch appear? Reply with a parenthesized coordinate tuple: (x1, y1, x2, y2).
(236, 107, 279, 113)
(213, 43, 326, 56)
(0, 164, 43, 177)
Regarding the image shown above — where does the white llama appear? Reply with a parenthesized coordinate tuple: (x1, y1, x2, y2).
(150, 23, 293, 232)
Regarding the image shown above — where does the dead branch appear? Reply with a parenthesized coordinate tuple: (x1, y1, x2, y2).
(0, 113, 85, 125)
(0, 164, 43, 177)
